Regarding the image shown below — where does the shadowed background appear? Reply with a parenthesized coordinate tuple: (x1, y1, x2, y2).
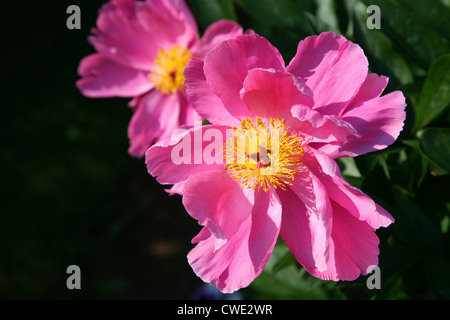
(1, 0, 206, 299)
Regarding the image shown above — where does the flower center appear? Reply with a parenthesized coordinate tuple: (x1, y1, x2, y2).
(150, 45, 192, 94)
(224, 117, 303, 192)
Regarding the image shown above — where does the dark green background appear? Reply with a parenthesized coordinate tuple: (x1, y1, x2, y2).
(1, 0, 204, 299)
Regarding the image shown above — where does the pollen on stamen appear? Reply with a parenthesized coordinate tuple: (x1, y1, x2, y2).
(224, 117, 303, 192)
(150, 45, 192, 94)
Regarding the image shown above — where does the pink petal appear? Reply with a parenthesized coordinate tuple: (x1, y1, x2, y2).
(277, 185, 318, 276)
(184, 58, 239, 126)
(339, 73, 389, 116)
(290, 105, 356, 146)
(203, 34, 285, 120)
(143, 0, 198, 47)
(176, 91, 203, 129)
(315, 200, 380, 281)
(89, 0, 160, 71)
(304, 145, 341, 177)
(191, 226, 211, 244)
(164, 181, 185, 196)
(127, 90, 181, 157)
(145, 124, 230, 184)
(304, 147, 394, 229)
(187, 189, 282, 293)
(287, 32, 368, 116)
(182, 170, 253, 244)
(337, 90, 407, 157)
(240, 68, 314, 122)
(90, 0, 197, 71)
(280, 175, 381, 281)
(323, 176, 394, 229)
(190, 20, 244, 58)
(146, 0, 198, 33)
(76, 53, 152, 97)
(279, 168, 333, 273)
(280, 147, 390, 280)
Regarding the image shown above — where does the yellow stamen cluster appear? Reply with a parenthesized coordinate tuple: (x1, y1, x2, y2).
(224, 117, 303, 192)
(150, 45, 192, 94)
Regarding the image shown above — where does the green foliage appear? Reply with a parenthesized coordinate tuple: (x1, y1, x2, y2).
(186, 0, 238, 29)
(242, 240, 344, 299)
(418, 128, 450, 173)
(360, 0, 450, 69)
(413, 55, 450, 132)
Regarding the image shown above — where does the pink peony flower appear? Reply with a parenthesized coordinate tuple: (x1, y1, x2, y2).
(76, 0, 245, 157)
(145, 32, 406, 293)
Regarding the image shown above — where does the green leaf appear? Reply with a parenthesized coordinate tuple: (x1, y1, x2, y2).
(360, 0, 450, 69)
(417, 127, 450, 173)
(360, 158, 395, 205)
(233, 0, 315, 60)
(337, 157, 365, 188)
(378, 236, 421, 279)
(262, 240, 297, 275)
(249, 265, 330, 299)
(336, 157, 362, 177)
(441, 214, 450, 234)
(271, 249, 298, 275)
(396, 0, 450, 42)
(353, 1, 413, 89)
(234, 0, 314, 37)
(185, 0, 237, 29)
(401, 139, 430, 187)
(398, 80, 424, 134)
(414, 55, 450, 131)
(390, 191, 444, 256)
(247, 240, 342, 299)
(399, 81, 423, 110)
(313, 0, 341, 33)
(423, 257, 450, 299)
(430, 161, 449, 176)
